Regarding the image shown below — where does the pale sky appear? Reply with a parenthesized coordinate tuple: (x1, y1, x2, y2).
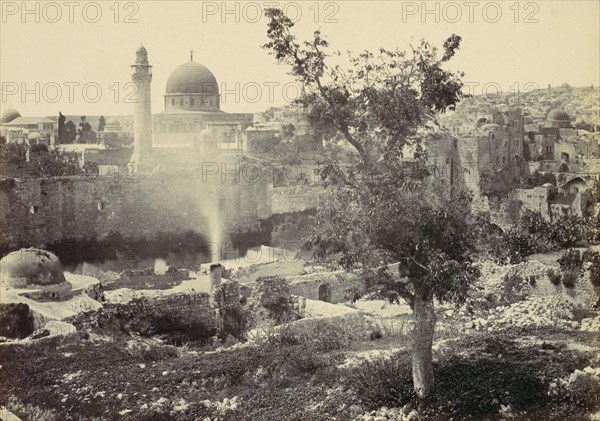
(1, 0, 599, 118)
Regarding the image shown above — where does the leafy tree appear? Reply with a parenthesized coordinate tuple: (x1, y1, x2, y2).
(58, 112, 66, 143)
(0, 143, 26, 164)
(34, 148, 80, 178)
(479, 165, 518, 199)
(64, 120, 77, 143)
(489, 227, 540, 264)
(519, 170, 556, 188)
(281, 123, 295, 140)
(549, 215, 585, 248)
(77, 116, 97, 144)
(98, 115, 106, 132)
(264, 8, 478, 398)
(520, 209, 550, 236)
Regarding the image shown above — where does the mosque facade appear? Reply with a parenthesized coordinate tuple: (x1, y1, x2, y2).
(131, 47, 253, 161)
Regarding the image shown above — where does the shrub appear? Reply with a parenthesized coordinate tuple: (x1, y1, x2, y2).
(344, 351, 413, 409)
(561, 270, 579, 289)
(520, 210, 551, 236)
(568, 373, 600, 410)
(528, 275, 537, 287)
(550, 215, 585, 248)
(581, 249, 600, 288)
(558, 249, 584, 273)
(547, 268, 562, 286)
(498, 272, 531, 304)
(370, 330, 383, 340)
(489, 228, 540, 264)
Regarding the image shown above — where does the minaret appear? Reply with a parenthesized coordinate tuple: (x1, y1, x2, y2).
(130, 45, 153, 165)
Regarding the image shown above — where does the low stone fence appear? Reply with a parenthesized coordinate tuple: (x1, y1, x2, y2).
(67, 292, 216, 339)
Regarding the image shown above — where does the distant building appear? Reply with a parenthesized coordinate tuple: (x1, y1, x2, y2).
(0, 111, 56, 145)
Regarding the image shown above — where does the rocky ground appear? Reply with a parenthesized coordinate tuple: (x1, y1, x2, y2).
(1, 252, 599, 421)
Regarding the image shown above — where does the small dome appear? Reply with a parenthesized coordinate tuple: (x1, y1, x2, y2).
(542, 183, 554, 188)
(1, 108, 21, 124)
(28, 131, 41, 140)
(106, 118, 120, 126)
(547, 109, 570, 122)
(200, 127, 214, 135)
(0, 248, 67, 289)
(166, 61, 218, 95)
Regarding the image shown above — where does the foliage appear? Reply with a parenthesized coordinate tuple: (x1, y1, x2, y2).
(561, 270, 579, 289)
(546, 268, 563, 286)
(34, 148, 81, 178)
(585, 250, 600, 288)
(479, 165, 518, 199)
(281, 123, 295, 139)
(486, 207, 589, 262)
(519, 170, 556, 189)
(63, 120, 77, 143)
(263, 7, 475, 398)
(0, 142, 26, 164)
(344, 351, 413, 408)
(77, 116, 96, 144)
(499, 273, 530, 304)
(557, 249, 587, 289)
(489, 228, 540, 264)
(98, 115, 106, 132)
(520, 209, 551, 236)
(558, 249, 585, 273)
(567, 373, 600, 410)
(550, 215, 585, 248)
(58, 112, 66, 143)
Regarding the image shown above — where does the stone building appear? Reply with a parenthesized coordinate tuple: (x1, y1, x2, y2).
(149, 50, 254, 151)
(0, 110, 56, 146)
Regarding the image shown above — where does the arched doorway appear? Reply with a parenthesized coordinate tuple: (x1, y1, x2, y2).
(558, 163, 569, 173)
(318, 284, 331, 302)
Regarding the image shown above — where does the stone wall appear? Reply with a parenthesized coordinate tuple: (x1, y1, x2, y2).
(270, 185, 323, 214)
(286, 271, 364, 304)
(0, 169, 271, 250)
(68, 292, 216, 339)
(0, 167, 325, 252)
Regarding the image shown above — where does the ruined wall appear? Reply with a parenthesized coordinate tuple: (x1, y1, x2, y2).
(0, 169, 274, 250)
(68, 292, 216, 337)
(286, 271, 364, 304)
(270, 185, 323, 214)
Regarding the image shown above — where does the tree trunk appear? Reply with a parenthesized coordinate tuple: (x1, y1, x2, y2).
(412, 293, 436, 399)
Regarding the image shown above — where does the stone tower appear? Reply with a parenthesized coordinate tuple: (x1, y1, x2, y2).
(130, 45, 153, 165)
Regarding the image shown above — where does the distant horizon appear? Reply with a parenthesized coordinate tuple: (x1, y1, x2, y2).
(2, 1, 599, 117)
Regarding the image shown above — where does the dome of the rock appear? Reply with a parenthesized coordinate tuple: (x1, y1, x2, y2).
(166, 61, 218, 95)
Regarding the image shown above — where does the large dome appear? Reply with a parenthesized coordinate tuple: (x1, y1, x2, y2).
(1, 108, 21, 124)
(166, 61, 218, 95)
